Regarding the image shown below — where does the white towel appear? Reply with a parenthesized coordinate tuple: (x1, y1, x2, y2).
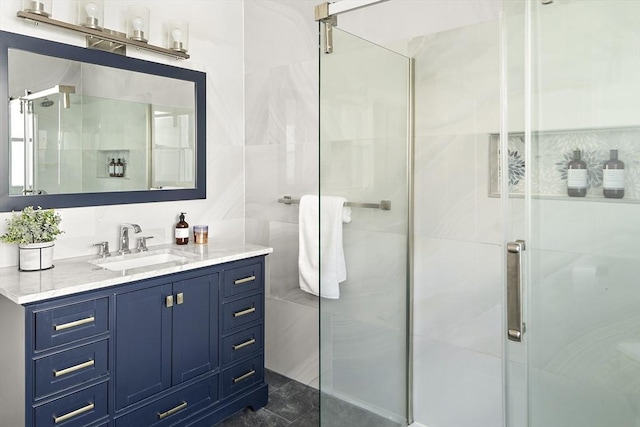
(298, 195, 351, 299)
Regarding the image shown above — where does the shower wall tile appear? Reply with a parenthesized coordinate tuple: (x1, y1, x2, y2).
(412, 336, 502, 427)
(413, 237, 502, 358)
(244, 0, 317, 74)
(412, 19, 502, 243)
(246, 60, 318, 146)
(337, 1, 501, 49)
(267, 220, 318, 308)
(329, 313, 407, 421)
(320, 137, 408, 235)
(529, 1, 640, 132)
(529, 250, 640, 371)
(244, 0, 321, 387)
(533, 200, 640, 260)
(245, 143, 318, 224)
(411, 20, 500, 138)
(413, 134, 502, 244)
(265, 296, 319, 386)
(321, 229, 407, 330)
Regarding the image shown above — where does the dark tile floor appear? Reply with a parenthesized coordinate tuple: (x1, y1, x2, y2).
(214, 370, 402, 427)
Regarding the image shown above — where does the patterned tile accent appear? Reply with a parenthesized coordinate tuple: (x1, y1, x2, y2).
(489, 127, 640, 200)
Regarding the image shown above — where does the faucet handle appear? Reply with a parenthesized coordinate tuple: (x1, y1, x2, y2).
(93, 241, 110, 257)
(137, 236, 154, 252)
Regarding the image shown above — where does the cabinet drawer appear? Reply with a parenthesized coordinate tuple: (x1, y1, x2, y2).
(223, 261, 263, 298)
(222, 293, 263, 332)
(34, 382, 108, 427)
(222, 355, 263, 398)
(114, 375, 218, 427)
(222, 325, 263, 367)
(35, 298, 109, 352)
(35, 340, 109, 400)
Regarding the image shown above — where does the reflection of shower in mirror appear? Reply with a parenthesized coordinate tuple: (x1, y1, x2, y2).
(21, 84, 75, 109)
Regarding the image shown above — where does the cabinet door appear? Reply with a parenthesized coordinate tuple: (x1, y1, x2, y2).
(115, 283, 172, 409)
(172, 272, 219, 385)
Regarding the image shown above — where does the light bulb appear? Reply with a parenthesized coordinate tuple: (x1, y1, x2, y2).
(132, 17, 144, 31)
(171, 28, 182, 43)
(84, 2, 97, 18)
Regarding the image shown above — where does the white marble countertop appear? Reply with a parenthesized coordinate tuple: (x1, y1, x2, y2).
(0, 242, 272, 305)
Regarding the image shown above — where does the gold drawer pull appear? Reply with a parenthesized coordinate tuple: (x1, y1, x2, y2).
(234, 275, 256, 285)
(233, 307, 256, 318)
(157, 401, 188, 420)
(53, 402, 94, 424)
(54, 359, 95, 377)
(232, 338, 256, 351)
(176, 292, 184, 305)
(233, 369, 256, 384)
(54, 316, 95, 331)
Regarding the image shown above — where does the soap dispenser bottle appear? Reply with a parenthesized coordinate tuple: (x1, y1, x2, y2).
(109, 158, 116, 177)
(115, 158, 124, 177)
(603, 149, 625, 199)
(567, 149, 587, 197)
(175, 212, 189, 245)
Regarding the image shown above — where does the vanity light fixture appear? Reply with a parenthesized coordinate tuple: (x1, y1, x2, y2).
(16, 4, 190, 59)
(78, 0, 103, 30)
(167, 20, 189, 53)
(21, 0, 51, 17)
(127, 6, 150, 43)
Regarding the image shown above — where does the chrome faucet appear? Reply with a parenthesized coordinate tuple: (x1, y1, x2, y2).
(118, 223, 142, 255)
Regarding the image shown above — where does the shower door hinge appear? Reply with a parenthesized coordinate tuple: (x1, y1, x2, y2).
(323, 22, 335, 54)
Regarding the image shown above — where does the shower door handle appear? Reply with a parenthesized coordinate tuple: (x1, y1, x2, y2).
(507, 240, 525, 342)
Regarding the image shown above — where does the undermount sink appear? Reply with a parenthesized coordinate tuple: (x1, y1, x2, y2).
(89, 249, 199, 272)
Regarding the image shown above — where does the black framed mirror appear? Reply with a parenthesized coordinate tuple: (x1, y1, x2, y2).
(0, 30, 206, 211)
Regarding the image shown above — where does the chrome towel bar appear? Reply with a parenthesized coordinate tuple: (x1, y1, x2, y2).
(278, 195, 391, 211)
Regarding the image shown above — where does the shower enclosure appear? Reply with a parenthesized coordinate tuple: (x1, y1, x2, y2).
(318, 1, 639, 426)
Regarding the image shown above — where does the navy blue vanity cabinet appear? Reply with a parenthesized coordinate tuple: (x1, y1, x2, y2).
(0, 254, 269, 427)
(114, 270, 219, 411)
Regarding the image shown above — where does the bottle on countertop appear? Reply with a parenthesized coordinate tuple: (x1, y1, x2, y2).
(567, 149, 587, 197)
(175, 212, 189, 245)
(603, 149, 625, 199)
(109, 158, 116, 177)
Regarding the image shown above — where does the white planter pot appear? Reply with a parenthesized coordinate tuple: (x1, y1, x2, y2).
(19, 242, 55, 271)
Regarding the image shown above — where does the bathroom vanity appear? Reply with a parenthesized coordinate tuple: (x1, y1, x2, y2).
(0, 243, 272, 427)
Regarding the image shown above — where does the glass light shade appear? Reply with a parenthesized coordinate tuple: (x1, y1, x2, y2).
(167, 20, 189, 53)
(127, 6, 150, 43)
(21, 0, 52, 17)
(77, 0, 104, 30)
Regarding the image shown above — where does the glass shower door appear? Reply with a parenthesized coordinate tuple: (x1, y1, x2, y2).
(506, 1, 640, 426)
(318, 24, 411, 426)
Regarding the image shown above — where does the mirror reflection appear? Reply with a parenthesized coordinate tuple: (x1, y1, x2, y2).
(8, 49, 196, 197)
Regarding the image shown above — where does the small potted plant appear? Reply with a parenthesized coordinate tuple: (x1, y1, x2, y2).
(0, 206, 63, 271)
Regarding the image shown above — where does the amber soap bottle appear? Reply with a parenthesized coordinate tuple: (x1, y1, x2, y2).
(175, 212, 189, 245)
(567, 149, 587, 197)
(603, 149, 625, 199)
